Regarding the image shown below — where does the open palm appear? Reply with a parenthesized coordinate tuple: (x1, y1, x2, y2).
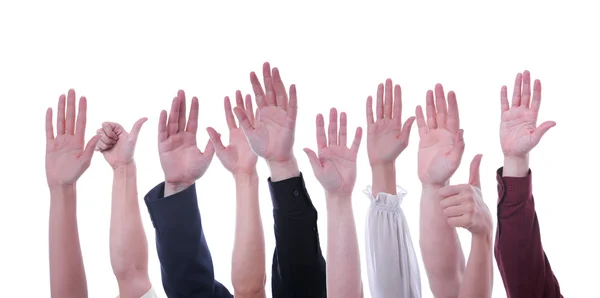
(207, 91, 258, 175)
(416, 84, 465, 186)
(158, 91, 215, 186)
(304, 109, 362, 197)
(500, 71, 556, 157)
(45, 90, 100, 188)
(95, 118, 147, 169)
(366, 80, 415, 166)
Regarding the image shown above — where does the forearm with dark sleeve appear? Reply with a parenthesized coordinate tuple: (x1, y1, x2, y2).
(494, 168, 562, 298)
(144, 182, 233, 298)
(269, 173, 327, 298)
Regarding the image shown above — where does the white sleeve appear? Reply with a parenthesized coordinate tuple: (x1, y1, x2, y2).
(364, 186, 422, 298)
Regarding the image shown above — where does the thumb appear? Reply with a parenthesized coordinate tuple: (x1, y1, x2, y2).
(303, 148, 322, 176)
(398, 116, 416, 142)
(82, 135, 102, 163)
(130, 117, 148, 140)
(206, 127, 226, 153)
(203, 138, 215, 159)
(447, 129, 465, 168)
(533, 121, 556, 144)
(469, 154, 483, 188)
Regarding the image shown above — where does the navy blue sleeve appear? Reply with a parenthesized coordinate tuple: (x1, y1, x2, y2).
(144, 182, 233, 298)
(269, 173, 327, 298)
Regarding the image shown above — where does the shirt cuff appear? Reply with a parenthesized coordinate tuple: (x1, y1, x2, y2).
(363, 185, 408, 212)
(496, 167, 533, 204)
(268, 172, 315, 212)
(144, 182, 198, 230)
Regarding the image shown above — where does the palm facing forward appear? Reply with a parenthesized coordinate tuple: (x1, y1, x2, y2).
(159, 90, 215, 186)
(416, 84, 465, 186)
(500, 71, 556, 157)
(304, 108, 363, 197)
(95, 118, 147, 169)
(207, 91, 258, 175)
(233, 63, 298, 163)
(366, 79, 415, 166)
(45, 89, 101, 188)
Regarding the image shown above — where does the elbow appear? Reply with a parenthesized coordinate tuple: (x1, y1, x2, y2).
(426, 269, 462, 298)
(113, 267, 151, 291)
(232, 274, 267, 298)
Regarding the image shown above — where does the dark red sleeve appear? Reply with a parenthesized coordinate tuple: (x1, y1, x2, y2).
(494, 168, 562, 298)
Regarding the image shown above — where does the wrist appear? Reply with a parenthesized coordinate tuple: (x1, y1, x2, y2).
(325, 192, 353, 210)
(164, 181, 193, 197)
(49, 184, 76, 198)
(371, 163, 396, 195)
(113, 162, 136, 174)
(267, 157, 300, 182)
(233, 170, 259, 184)
(503, 154, 529, 177)
(472, 232, 493, 245)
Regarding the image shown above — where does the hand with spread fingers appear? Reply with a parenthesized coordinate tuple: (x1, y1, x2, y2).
(366, 79, 415, 167)
(158, 90, 215, 193)
(207, 91, 258, 176)
(439, 154, 492, 236)
(416, 84, 465, 186)
(500, 70, 556, 160)
(45, 89, 102, 188)
(95, 118, 148, 169)
(304, 108, 363, 198)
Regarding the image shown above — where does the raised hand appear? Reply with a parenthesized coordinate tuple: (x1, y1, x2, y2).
(366, 79, 415, 166)
(416, 84, 464, 187)
(45, 89, 101, 188)
(233, 62, 297, 164)
(500, 70, 556, 157)
(207, 91, 258, 175)
(304, 108, 363, 197)
(95, 118, 147, 169)
(439, 154, 492, 236)
(158, 90, 215, 189)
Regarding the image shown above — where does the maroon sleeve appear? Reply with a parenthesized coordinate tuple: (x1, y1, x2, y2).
(494, 168, 562, 298)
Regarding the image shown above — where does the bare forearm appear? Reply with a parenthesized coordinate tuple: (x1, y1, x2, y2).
(371, 163, 396, 195)
(49, 186, 88, 298)
(420, 185, 464, 297)
(267, 157, 300, 182)
(326, 195, 363, 298)
(232, 172, 266, 298)
(503, 155, 529, 177)
(110, 163, 151, 294)
(459, 235, 493, 298)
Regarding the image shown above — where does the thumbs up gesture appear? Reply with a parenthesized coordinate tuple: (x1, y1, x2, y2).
(438, 154, 492, 236)
(95, 118, 148, 169)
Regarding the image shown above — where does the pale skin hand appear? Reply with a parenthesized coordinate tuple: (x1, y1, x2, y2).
(500, 71, 556, 177)
(159, 90, 215, 196)
(46, 89, 101, 298)
(304, 108, 364, 298)
(95, 118, 148, 168)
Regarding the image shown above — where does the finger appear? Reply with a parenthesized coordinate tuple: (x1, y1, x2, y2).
(158, 110, 168, 143)
(533, 121, 556, 143)
(366, 96, 374, 125)
(288, 84, 298, 120)
(186, 97, 199, 134)
(130, 117, 148, 140)
(65, 89, 76, 135)
(339, 112, 348, 147)
(447, 129, 465, 169)
(95, 135, 114, 151)
(316, 113, 327, 149)
(206, 127, 226, 153)
(273, 67, 289, 110)
(398, 116, 415, 143)
(303, 148, 322, 177)
(376, 83, 384, 120)
(250, 71, 267, 108)
(415, 106, 428, 137)
(521, 70, 531, 108)
(177, 90, 187, 132)
(56, 94, 66, 135)
(245, 94, 255, 125)
(235, 90, 245, 108)
(202, 138, 216, 160)
(46, 108, 54, 141)
(101, 122, 119, 141)
(439, 193, 467, 208)
(328, 108, 338, 146)
(425, 90, 437, 129)
(446, 91, 460, 134)
(167, 97, 180, 137)
(384, 79, 393, 118)
(444, 205, 470, 218)
(468, 154, 483, 188)
(263, 63, 276, 106)
(82, 135, 102, 164)
(393, 84, 402, 125)
(434, 84, 448, 129)
(224, 96, 237, 129)
(233, 107, 254, 133)
(438, 184, 465, 198)
(447, 215, 469, 229)
(530, 79, 543, 113)
(350, 127, 363, 154)
(74, 96, 89, 141)
(511, 72, 523, 107)
(500, 85, 509, 113)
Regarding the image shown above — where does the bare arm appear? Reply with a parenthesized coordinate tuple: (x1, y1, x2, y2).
(49, 186, 88, 298)
(459, 235, 493, 298)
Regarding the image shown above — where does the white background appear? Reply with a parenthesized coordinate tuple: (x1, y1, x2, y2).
(0, 0, 598, 297)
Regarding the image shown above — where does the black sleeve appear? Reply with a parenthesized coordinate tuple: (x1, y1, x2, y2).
(144, 182, 233, 298)
(269, 173, 327, 298)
